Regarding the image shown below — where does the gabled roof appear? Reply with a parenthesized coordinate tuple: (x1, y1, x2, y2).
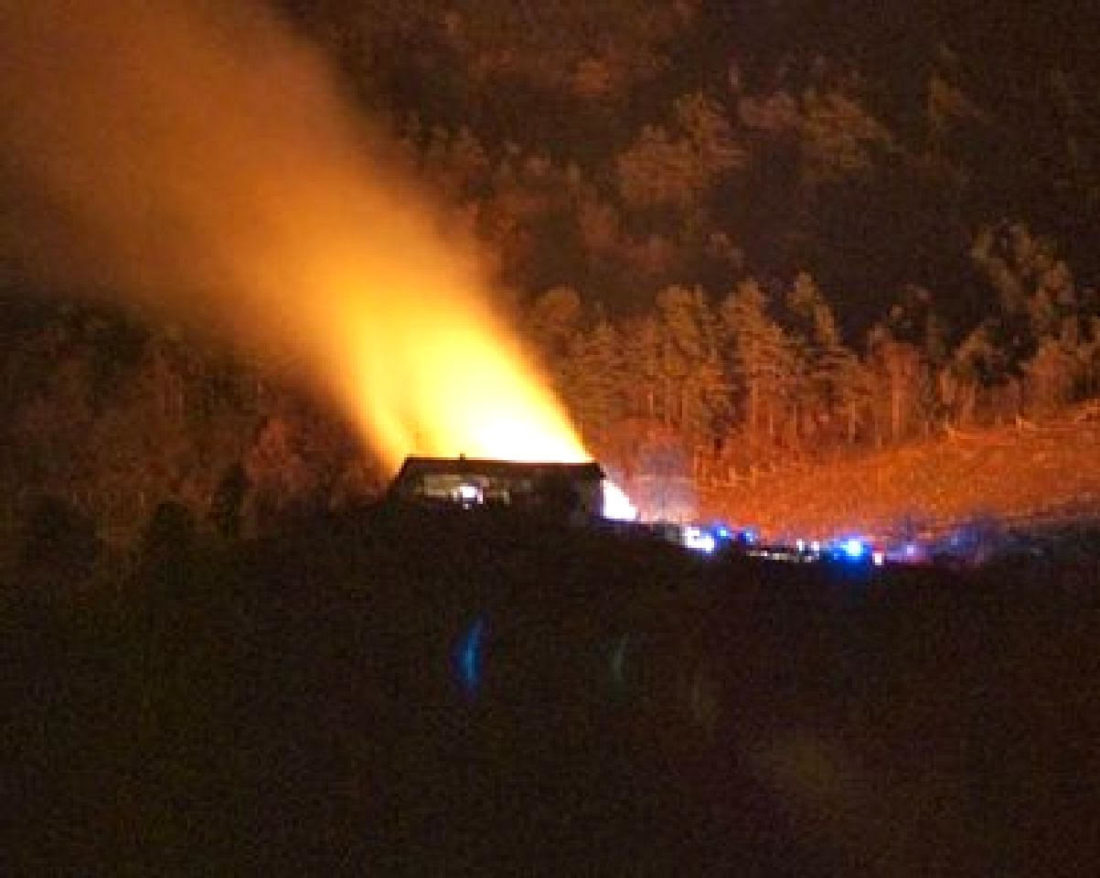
(393, 455, 605, 482)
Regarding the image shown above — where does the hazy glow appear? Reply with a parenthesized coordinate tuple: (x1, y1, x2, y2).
(602, 482, 639, 521)
(0, 0, 623, 489)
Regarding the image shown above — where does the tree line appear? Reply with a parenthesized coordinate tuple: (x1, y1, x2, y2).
(2, 217, 1097, 564)
(523, 224, 1100, 486)
(0, 301, 374, 562)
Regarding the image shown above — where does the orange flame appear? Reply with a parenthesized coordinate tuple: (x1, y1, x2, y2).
(343, 316, 588, 471)
(315, 259, 589, 472)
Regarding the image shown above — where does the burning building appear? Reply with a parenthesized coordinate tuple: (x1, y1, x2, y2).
(388, 456, 608, 522)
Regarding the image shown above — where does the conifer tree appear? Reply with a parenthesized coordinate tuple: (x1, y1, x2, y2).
(720, 280, 800, 450)
(785, 272, 868, 444)
(867, 320, 924, 444)
(653, 285, 731, 455)
(565, 315, 627, 449)
(619, 313, 665, 422)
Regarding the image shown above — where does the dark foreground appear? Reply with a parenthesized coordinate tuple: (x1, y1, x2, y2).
(3, 508, 1099, 875)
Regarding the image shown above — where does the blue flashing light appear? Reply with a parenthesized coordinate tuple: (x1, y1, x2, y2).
(456, 616, 486, 695)
(714, 525, 732, 539)
(841, 537, 867, 560)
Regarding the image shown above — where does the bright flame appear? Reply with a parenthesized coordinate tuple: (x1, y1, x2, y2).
(333, 297, 589, 472)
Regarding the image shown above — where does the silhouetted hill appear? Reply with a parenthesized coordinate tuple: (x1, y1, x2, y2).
(3, 506, 1099, 874)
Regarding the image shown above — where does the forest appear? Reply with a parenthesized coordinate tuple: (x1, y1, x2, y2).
(3, 0, 1100, 556)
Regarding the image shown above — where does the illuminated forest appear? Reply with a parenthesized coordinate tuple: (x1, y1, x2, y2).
(3, 0, 1100, 553)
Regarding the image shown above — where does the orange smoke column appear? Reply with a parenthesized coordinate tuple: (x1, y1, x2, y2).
(0, 0, 610, 486)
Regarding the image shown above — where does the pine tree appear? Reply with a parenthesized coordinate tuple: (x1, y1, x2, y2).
(526, 285, 583, 399)
(720, 280, 800, 451)
(971, 223, 1094, 418)
(867, 320, 924, 444)
(616, 93, 744, 212)
(785, 272, 868, 446)
(565, 315, 627, 450)
(947, 323, 1002, 428)
(653, 285, 731, 465)
(619, 313, 665, 423)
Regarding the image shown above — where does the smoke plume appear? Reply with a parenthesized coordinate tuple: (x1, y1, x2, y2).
(0, 0, 587, 471)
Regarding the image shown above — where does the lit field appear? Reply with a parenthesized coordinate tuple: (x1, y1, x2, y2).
(703, 405, 1100, 540)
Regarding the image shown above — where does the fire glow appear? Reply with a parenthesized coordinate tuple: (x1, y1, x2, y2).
(334, 296, 588, 472)
(1, 0, 636, 520)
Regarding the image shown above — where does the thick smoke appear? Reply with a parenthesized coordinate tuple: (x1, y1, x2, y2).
(0, 0, 585, 471)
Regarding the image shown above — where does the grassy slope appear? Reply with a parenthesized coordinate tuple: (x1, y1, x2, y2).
(701, 404, 1100, 540)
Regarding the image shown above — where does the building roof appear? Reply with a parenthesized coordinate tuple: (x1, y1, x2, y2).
(392, 455, 605, 483)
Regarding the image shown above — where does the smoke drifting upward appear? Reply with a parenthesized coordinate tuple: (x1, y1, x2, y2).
(0, 0, 587, 472)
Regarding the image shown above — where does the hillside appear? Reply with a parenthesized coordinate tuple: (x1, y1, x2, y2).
(6, 498, 1100, 874)
(701, 402, 1100, 540)
(4, 1, 1100, 555)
